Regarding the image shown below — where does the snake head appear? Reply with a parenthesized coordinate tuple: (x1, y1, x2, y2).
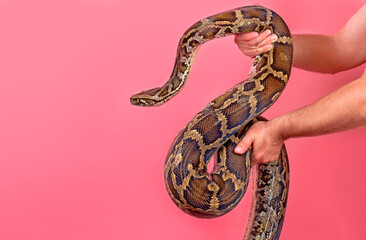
(130, 95, 156, 107)
(130, 87, 163, 107)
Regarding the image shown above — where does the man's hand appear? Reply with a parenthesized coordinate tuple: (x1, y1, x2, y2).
(234, 120, 285, 164)
(234, 30, 278, 58)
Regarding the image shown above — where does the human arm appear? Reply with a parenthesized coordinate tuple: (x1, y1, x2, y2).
(233, 5, 366, 164)
(234, 71, 366, 164)
(235, 4, 366, 73)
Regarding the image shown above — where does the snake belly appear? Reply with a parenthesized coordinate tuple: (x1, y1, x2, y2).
(130, 5, 292, 240)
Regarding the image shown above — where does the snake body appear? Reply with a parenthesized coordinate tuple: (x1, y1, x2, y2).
(130, 6, 292, 239)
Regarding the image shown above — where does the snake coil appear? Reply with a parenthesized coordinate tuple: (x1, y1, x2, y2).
(131, 6, 293, 240)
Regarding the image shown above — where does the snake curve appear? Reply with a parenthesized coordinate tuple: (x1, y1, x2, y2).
(130, 5, 293, 240)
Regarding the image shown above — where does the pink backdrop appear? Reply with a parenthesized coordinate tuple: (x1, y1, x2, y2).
(1, 0, 365, 239)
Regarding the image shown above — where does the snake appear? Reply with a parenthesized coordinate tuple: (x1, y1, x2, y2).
(130, 5, 293, 240)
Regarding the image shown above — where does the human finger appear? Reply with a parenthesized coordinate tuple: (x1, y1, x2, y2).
(234, 134, 254, 155)
(241, 43, 274, 57)
(256, 33, 278, 48)
(246, 29, 272, 46)
(235, 32, 259, 42)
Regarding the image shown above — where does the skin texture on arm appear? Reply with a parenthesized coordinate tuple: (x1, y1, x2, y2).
(293, 5, 366, 73)
(233, 4, 366, 164)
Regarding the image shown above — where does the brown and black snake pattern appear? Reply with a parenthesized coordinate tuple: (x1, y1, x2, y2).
(130, 6, 292, 240)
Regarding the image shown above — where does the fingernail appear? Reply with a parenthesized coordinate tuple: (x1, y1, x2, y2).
(235, 146, 245, 154)
(270, 35, 278, 42)
(252, 32, 259, 37)
(266, 29, 271, 35)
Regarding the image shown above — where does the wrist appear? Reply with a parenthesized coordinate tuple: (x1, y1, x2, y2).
(268, 116, 290, 141)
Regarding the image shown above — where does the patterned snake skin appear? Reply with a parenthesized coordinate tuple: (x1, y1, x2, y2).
(130, 6, 293, 240)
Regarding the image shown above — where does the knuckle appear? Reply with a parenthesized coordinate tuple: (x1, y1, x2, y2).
(253, 155, 263, 165)
(262, 37, 272, 45)
(247, 38, 258, 46)
(238, 34, 250, 41)
(257, 47, 266, 54)
(236, 33, 251, 41)
(257, 35, 267, 42)
(239, 141, 249, 149)
(234, 36, 240, 44)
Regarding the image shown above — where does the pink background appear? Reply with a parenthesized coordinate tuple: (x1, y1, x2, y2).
(1, 0, 365, 239)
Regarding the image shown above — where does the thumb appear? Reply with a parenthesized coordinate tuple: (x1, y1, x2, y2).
(234, 134, 254, 154)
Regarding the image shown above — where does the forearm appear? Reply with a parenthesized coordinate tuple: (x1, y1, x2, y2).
(272, 75, 366, 139)
(292, 5, 366, 73)
(292, 34, 342, 73)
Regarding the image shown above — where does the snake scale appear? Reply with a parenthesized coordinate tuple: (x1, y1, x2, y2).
(130, 5, 293, 240)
